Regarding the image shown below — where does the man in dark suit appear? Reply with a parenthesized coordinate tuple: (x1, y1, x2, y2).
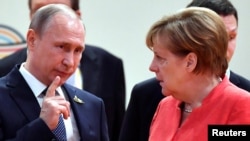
(119, 78, 164, 141)
(0, 0, 125, 141)
(119, 0, 250, 141)
(0, 4, 109, 140)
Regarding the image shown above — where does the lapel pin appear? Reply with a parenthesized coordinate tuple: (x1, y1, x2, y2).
(73, 95, 84, 104)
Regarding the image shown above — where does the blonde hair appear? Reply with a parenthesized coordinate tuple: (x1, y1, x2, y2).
(146, 7, 228, 76)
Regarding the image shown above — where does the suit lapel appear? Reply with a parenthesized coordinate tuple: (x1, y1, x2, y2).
(63, 85, 92, 140)
(7, 66, 41, 121)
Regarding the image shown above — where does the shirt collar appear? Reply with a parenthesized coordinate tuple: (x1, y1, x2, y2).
(19, 62, 64, 97)
(19, 63, 47, 98)
(226, 68, 230, 78)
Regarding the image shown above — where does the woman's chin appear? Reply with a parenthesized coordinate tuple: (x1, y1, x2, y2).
(162, 89, 171, 97)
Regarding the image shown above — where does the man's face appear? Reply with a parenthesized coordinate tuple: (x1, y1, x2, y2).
(26, 14, 85, 86)
(220, 14, 238, 63)
(30, 0, 71, 18)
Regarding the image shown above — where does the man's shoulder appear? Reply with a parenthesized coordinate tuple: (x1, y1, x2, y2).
(0, 47, 27, 61)
(85, 44, 122, 61)
(134, 77, 160, 89)
(230, 70, 250, 92)
(64, 84, 104, 103)
(131, 77, 164, 99)
(0, 48, 27, 77)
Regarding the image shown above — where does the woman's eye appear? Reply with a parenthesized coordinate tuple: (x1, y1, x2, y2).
(156, 55, 167, 64)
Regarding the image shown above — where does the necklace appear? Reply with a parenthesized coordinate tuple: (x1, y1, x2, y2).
(184, 103, 192, 113)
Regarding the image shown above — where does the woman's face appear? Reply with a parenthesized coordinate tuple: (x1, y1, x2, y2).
(149, 37, 190, 97)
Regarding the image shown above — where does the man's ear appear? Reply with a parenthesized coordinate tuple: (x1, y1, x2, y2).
(185, 52, 197, 72)
(26, 29, 36, 50)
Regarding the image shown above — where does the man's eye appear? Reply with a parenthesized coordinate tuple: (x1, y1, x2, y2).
(75, 47, 83, 53)
(59, 45, 64, 49)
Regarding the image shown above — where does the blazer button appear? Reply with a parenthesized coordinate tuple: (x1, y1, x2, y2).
(51, 138, 56, 141)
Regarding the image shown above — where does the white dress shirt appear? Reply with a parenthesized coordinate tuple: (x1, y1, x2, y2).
(66, 67, 83, 89)
(19, 63, 80, 141)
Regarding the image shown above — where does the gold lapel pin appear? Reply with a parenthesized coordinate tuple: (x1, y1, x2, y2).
(73, 95, 84, 104)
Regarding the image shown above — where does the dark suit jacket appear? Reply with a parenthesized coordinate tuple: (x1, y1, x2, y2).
(119, 71, 250, 141)
(229, 70, 250, 92)
(0, 44, 125, 141)
(119, 78, 164, 141)
(0, 65, 109, 141)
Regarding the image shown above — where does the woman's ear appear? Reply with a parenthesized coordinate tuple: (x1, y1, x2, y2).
(185, 52, 197, 72)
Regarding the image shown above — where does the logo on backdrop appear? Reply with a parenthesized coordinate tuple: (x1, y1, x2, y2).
(0, 24, 26, 58)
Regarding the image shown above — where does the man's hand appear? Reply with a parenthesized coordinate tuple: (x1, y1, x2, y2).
(40, 76, 70, 130)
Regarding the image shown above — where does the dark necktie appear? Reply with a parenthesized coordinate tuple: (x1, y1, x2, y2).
(42, 89, 67, 141)
(52, 114, 67, 141)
